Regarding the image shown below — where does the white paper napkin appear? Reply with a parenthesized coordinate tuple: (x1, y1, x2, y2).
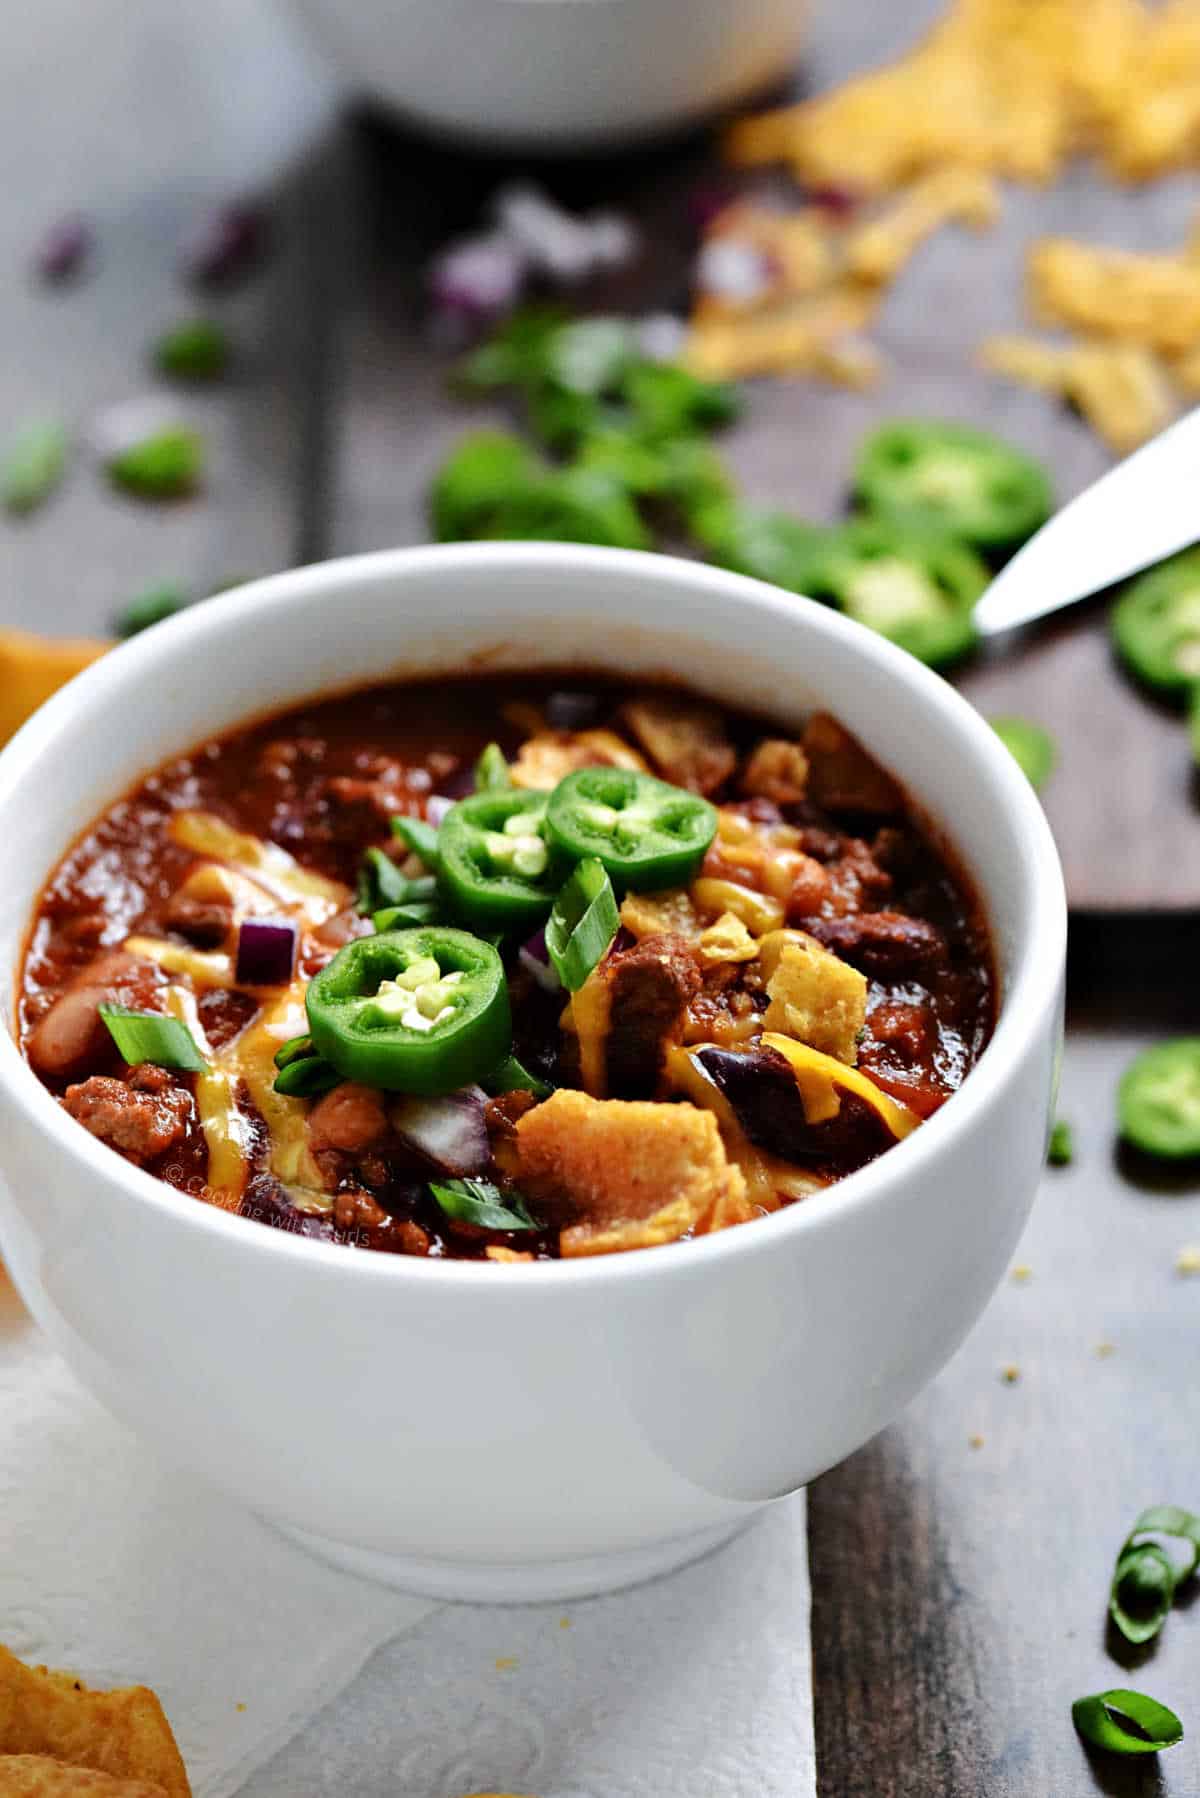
(2, 1266, 816, 1798)
(243, 1487, 816, 1798)
(0, 1275, 437, 1798)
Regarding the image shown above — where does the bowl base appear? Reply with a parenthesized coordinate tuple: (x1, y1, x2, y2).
(268, 1514, 751, 1604)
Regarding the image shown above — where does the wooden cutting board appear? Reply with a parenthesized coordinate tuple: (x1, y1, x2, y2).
(330, 66, 1200, 912)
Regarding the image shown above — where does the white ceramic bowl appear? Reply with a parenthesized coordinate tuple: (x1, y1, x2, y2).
(0, 545, 1065, 1602)
(288, 0, 810, 147)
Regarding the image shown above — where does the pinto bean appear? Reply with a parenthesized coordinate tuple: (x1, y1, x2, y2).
(27, 951, 162, 1078)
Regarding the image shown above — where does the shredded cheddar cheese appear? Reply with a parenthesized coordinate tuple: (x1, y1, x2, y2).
(664, 1045, 827, 1209)
(762, 1031, 920, 1137)
(165, 985, 252, 1205)
(170, 810, 346, 920)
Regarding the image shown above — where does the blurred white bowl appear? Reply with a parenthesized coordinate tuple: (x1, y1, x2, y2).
(288, 0, 810, 147)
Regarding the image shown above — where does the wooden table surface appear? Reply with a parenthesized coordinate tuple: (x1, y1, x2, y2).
(2, 4, 1199, 1795)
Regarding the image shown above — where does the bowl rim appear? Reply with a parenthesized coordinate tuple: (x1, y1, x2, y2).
(0, 541, 1066, 1291)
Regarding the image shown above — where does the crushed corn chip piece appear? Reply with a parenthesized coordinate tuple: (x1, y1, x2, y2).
(685, 287, 880, 382)
(980, 333, 1178, 454)
(0, 1645, 190, 1797)
(1029, 235, 1200, 355)
(619, 887, 702, 942)
(845, 168, 1000, 285)
(698, 911, 759, 967)
(0, 630, 109, 748)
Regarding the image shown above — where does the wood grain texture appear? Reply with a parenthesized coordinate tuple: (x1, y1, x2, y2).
(326, 0, 1200, 910)
(0, 2, 334, 640)
(809, 924, 1200, 1797)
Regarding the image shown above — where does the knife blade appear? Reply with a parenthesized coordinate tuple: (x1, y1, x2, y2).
(974, 404, 1200, 637)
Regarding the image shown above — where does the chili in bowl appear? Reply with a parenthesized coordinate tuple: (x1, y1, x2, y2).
(0, 544, 1065, 1601)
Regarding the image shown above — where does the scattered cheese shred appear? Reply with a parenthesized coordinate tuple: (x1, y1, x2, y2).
(170, 810, 346, 919)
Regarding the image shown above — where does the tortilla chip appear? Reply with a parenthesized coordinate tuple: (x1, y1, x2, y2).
(0, 632, 108, 749)
(0, 1650, 188, 1798)
(0, 1755, 166, 1795)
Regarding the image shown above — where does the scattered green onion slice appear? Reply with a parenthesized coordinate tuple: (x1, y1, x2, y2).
(1106, 1507, 1200, 1645)
(273, 1057, 342, 1097)
(356, 847, 434, 916)
(373, 901, 439, 932)
(390, 814, 441, 870)
(990, 716, 1057, 789)
(154, 318, 230, 381)
(1071, 1689, 1183, 1756)
(428, 1176, 540, 1232)
(114, 583, 186, 639)
(483, 1053, 554, 1101)
(106, 427, 204, 499)
(474, 742, 511, 791)
(3, 420, 67, 515)
(545, 858, 618, 993)
(1110, 1542, 1177, 1645)
(272, 1032, 343, 1097)
(1125, 1505, 1200, 1581)
(1047, 1119, 1073, 1165)
(98, 1003, 207, 1072)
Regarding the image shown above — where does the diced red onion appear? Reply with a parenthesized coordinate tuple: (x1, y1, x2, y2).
(439, 764, 477, 800)
(181, 201, 268, 288)
(428, 231, 527, 325)
(806, 185, 859, 220)
(235, 916, 297, 987)
(695, 238, 774, 304)
(390, 1085, 490, 1175)
(34, 214, 94, 284)
(425, 794, 454, 827)
(633, 312, 687, 364)
(585, 211, 638, 271)
(687, 184, 737, 233)
(493, 183, 636, 285)
(519, 929, 561, 994)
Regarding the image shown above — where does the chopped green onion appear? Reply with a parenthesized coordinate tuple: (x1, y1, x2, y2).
(390, 814, 441, 870)
(428, 1176, 540, 1232)
(990, 716, 1056, 790)
(1110, 1543, 1177, 1645)
(483, 1053, 554, 1101)
(272, 1032, 342, 1097)
(106, 427, 204, 499)
(98, 1003, 207, 1072)
(474, 742, 511, 791)
(113, 583, 186, 639)
(545, 857, 618, 993)
(3, 420, 67, 515)
(356, 847, 434, 916)
(273, 1056, 342, 1098)
(1047, 1119, 1073, 1165)
(1107, 1507, 1200, 1645)
(1125, 1506, 1200, 1581)
(372, 901, 440, 932)
(154, 318, 230, 381)
(1071, 1689, 1183, 1756)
